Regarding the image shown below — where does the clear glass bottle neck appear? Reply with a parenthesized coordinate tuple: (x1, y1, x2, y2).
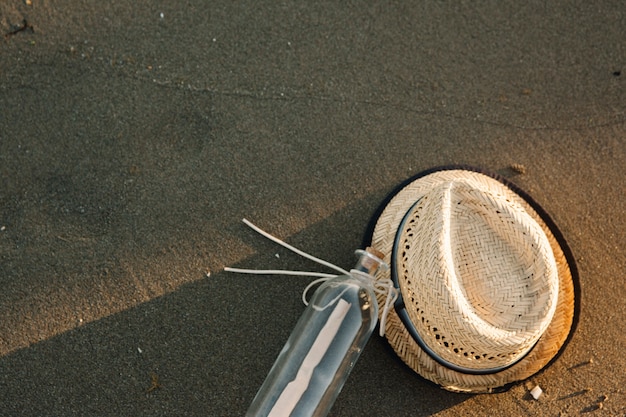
(353, 248, 388, 277)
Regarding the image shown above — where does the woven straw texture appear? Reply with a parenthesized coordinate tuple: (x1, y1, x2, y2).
(371, 170, 575, 393)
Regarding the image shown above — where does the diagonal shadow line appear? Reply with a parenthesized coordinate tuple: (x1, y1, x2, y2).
(0, 191, 470, 417)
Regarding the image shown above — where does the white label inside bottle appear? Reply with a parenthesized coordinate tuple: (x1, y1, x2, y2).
(268, 298, 352, 416)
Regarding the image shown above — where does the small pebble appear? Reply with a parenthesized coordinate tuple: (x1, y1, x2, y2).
(510, 163, 527, 175)
(530, 385, 543, 400)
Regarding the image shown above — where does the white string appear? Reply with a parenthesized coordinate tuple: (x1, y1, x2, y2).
(225, 218, 398, 336)
(224, 268, 339, 305)
(351, 270, 398, 336)
(301, 277, 335, 306)
(240, 218, 351, 276)
(223, 268, 336, 279)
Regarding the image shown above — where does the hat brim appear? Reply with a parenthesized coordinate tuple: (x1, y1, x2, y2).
(363, 165, 579, 393)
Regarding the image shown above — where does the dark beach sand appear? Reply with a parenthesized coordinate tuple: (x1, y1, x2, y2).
(1, 1, 624, 415)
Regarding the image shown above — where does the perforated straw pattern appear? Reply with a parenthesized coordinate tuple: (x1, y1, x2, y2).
(371, 170, 575, 392)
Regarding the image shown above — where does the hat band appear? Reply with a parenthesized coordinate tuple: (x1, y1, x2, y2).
(391, 198, 537, 376)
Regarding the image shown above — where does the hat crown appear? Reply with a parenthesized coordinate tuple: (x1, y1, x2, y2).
(397, 178, 559, 370)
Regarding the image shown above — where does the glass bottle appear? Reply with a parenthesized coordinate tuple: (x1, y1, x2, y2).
(246, 247, 387, 417)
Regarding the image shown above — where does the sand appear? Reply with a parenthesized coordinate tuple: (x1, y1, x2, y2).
(0, 1, 624, 415)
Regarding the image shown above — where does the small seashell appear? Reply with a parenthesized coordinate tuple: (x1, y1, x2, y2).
(510, 163, 527, 175)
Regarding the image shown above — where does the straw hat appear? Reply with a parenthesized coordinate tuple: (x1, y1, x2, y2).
(366, 166, 578, 393)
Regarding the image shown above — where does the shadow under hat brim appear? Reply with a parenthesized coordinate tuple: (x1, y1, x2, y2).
(363, 165, 580, 393)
